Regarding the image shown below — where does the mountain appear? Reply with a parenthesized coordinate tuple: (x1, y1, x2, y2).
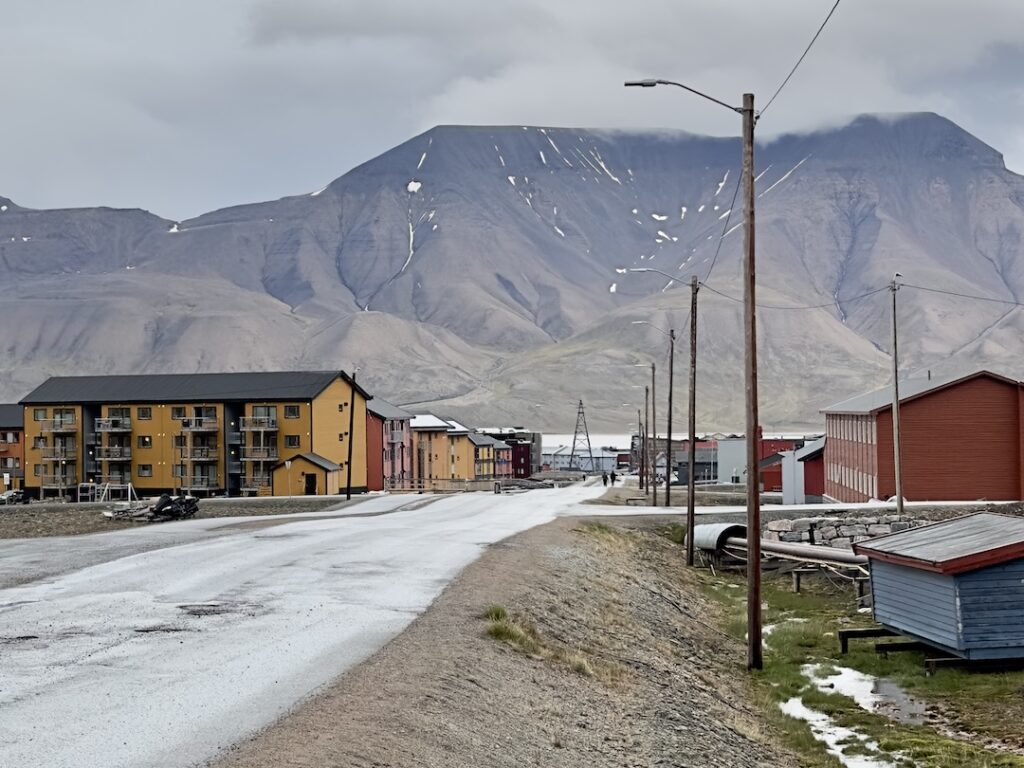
(2, 113, 1023, 432)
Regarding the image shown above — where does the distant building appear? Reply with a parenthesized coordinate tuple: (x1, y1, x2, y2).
(0, 404, 25, 492)
(367, 399, 413, 491)
(822, 370, 1024, 502)
(18, 371, 370, 498)
(541, 444, 619, 472)
(478, 427, 542, 478)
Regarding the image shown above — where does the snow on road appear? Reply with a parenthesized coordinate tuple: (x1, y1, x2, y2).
(0, 485, 601, 768)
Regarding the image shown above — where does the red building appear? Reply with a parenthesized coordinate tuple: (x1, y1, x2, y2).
(823, 370, 1024, 502)
(759, 437, 800, 492)
(366, 409, 385, 492)
(366, 399, 414, 491)
(0, 404, 25, 491)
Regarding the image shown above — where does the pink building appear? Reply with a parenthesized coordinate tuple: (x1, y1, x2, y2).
(367, 399, 414, 488)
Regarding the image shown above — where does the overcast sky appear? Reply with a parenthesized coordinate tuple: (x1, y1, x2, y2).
(4, 0, 1023, 221)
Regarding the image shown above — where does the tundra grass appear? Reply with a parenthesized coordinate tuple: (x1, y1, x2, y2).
(698, 570, 1024, 768)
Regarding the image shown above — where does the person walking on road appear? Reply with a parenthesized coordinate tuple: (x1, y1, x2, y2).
(609, 471, 617, 486)
(601, 471, 608, 486)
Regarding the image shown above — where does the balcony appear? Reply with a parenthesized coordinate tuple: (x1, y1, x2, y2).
(40, 475, 76, 489)
(94, 446, 131, 461)
(240, 416, 278, 431)
(179, 476, 220, 490)
(241, 475, 271, 492)
(181, 446, 218, 461)
(0, 441, 17, 454)
(39, 418, 77, 433)
(95, 417, 132, 433)
(180, 417, 218, 432)
(240, 446, 279, 461)
(96, 475, 131, 487)
(388, 430, 406, 444)
(41, 446, 77, 460)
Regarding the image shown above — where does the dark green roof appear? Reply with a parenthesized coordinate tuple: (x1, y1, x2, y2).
(274, 452, 341, 472)
(20, 371, 371, 405)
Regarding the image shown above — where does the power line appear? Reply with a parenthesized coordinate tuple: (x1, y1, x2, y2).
(700, 282, 887, 310)
(759, 0, 843, 118)
(900, 282, 1024, 307)
(701, 173, 743, 289)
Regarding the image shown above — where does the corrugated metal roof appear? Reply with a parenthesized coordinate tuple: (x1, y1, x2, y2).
(367, 398, 412, 420)
(821, 370, 1019, 415)
(854, 512, 1024, 574)
(20, 371, 370, 405)
(468, 433, 496, 447)
(0, 404, 23, 428)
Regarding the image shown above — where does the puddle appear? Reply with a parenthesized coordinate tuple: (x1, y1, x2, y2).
(803, 664, 927, 725)
(780, 697, 897, 768)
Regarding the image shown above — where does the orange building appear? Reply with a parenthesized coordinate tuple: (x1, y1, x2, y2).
(19, 371, 370, 499)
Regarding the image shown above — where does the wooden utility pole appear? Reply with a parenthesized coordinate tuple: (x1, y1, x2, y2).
(665, 329, 675, 507)
(651, 362, 657, 507)
(687, 276, 698, 566)
(742, 92, 762, 671)
(637, 408, 644, 488)
(644, 385, 650, 493)
(891, 275, 904, 515)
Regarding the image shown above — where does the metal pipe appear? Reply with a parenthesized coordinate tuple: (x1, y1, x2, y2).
(725, 536, 868, 566)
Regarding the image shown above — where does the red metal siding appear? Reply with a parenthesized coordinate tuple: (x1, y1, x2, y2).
(828, 375, 1024, 502)
(365, 412, 385, 492)
(803, 454, 824, 498)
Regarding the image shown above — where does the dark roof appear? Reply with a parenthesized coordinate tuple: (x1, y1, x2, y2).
(367, 398, 413, 420)
(796, 437, 825, 463)
(468, 433, 496, 447)
(0, 404, 23, 428)
(20, 371, 371, 405)
(821, 370, 1018, 415)
(758, 452, 784, 469)
(274, 452, 341, 472)
(854, 512, 1024, 575)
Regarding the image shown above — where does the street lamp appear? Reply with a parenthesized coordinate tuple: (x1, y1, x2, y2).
(632, 320, 675, 508)
(626, 78, 762, 670)
(634, 363, 656, 506)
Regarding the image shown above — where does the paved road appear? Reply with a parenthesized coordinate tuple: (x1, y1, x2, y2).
(0, 485, 603, 768)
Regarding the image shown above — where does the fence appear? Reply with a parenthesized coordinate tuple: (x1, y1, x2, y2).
(385, 477, 497, 493)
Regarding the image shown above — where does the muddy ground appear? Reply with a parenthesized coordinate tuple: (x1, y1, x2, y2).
(210, 515, 798, 768)
(0, 495, 357, 539)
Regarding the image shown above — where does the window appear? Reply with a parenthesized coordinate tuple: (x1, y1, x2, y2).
(339, 433, 345, 442)
(173, 435, 186, 448)
(285, 435, 300, 448)
(137, 407, 152, 420)
(33, 436, 47, 449)
(109, 407, 130, 419)
(284, 405, 300, 419)
(252, 405, 276, 419)
(33, 408, 46, 421)
(33, 464, 42, 477)
(137, 436, 153, 449)
(338, 403, 345, 412)
(171, 407, 185, 420)
(137, 464, 153, 477)
(172, 464, 185, 478)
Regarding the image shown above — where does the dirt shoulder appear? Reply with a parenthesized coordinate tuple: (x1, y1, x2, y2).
(210, 515, 797, 768)
(0, 496, 356, 539)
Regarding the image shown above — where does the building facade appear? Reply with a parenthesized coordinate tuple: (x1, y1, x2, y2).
(823, 371, 1024, 503)
(367, 399, 413, 491)
(0, 404, 25, 491)
(19, 371, 369, 499)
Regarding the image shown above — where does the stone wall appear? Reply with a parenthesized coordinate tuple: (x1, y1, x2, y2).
(764, 515, 922, 549)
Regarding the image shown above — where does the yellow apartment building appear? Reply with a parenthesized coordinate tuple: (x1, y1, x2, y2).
(468, 433, 496, 479)
(19, 371, 369, 499)
(410, 414, 452, 482)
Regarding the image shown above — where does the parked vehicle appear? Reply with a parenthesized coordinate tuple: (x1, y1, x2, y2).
(0, 489, 25, 505)
(103, 493, 199, 522)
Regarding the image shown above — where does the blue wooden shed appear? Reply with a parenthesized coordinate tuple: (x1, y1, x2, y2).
(854, 512, 1024, 660)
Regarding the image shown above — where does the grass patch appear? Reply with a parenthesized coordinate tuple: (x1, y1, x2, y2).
(660, 523, 688, 546)
(699, 570, 1024, 767)
(482, 605, 625, 685)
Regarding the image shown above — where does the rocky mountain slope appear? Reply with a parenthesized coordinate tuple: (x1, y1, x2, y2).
(2, 113, 1023, 431)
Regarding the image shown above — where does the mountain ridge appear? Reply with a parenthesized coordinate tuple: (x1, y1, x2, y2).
(2, 112, 1023, 431)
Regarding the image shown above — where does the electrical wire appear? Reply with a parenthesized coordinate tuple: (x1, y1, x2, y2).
(900, 282, 1024, 307)
(701, 173, 743, 289)
(700, 282, 888, 310)
(759, 0, 843, 118)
